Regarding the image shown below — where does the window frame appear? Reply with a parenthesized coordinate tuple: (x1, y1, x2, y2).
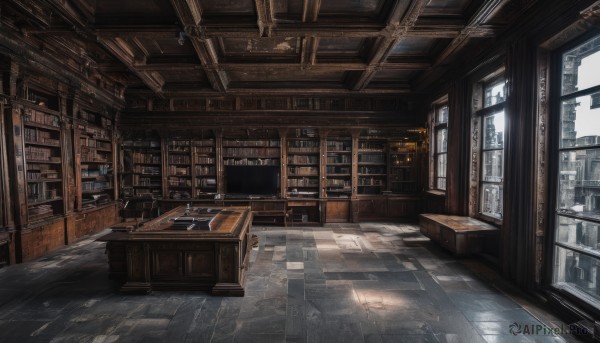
(433, 103, 448, 191)
(474, 76, 506, 222)
(549, 31, 600, 314)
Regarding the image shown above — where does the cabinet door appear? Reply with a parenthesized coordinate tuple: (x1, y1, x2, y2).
(387, 197, 419, 219)
(357, 198, 387, 220)
(325, 200, 350, 223)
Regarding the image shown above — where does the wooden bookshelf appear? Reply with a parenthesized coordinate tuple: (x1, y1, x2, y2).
(389, 141, 418, 193)
(166, 139, 193, 199)
(22, 101, 64, 222)
(357, 129, 387, 195)
(122, 137, 162, 198)
(193, 138, 217, 198)
(286, 128, 320, 199)
(76, 109, 115, 210)
(325, 132, 353, 198)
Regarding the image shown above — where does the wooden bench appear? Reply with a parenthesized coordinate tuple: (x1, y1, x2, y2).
(419, 214, 499, 255)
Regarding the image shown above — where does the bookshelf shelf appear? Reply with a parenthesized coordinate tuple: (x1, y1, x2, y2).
(21, 90, 65, 222)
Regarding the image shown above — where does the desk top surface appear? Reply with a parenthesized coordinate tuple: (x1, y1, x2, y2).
(99, 206, 252, 241)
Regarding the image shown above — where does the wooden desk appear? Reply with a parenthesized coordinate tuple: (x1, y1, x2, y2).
(98, 206, 253, 296)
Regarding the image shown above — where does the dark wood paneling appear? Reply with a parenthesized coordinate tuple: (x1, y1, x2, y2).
(71, 204, 119, 242)
(325, 200, 351, 223)
(17, 218, 65, 262)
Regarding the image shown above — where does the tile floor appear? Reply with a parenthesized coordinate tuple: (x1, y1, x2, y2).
(0, 223, 588, 343)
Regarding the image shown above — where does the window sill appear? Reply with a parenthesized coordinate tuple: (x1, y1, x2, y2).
(425, 190, 446, 197)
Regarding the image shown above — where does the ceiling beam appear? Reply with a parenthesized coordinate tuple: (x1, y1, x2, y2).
(351, 0, 430, 91)
(433, 0, 511, 66)
(90, 22, 495, 40)
(300, 36, 320, 67)
(97, 36, 165, 95)
(169, 0, 229, 92)
(255, 0, 276, 37)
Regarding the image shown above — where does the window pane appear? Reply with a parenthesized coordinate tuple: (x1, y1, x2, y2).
(483, 111, 505, 149)
(560, 95, 600, 148)
(436, 128, 447, 153)
(556, 216, 600, 254)
(437, 105, 448, 124)
(482, 150, 503, 182)
(562, 35, 600, 95)
(557, 149, 600, 219)
(437, 177, 446, 190)
(481, 183, 503, 219)
(484, 81, 506, 107)
(553, 246, 600, 306)
(437, 153, 447, 178)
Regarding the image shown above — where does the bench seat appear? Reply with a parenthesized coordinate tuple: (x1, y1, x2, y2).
(419, 214, 499, 255)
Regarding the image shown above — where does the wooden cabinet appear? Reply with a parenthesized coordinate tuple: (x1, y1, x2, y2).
(387, 196, 420, 219)
(357, 197, 388, 221)
(325, 200, 351, 223)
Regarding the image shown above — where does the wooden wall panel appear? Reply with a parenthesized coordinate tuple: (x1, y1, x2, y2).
(70, 204, 119, 242)
(18, 219, 65, 262)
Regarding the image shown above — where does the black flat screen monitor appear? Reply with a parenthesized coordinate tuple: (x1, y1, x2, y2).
(225, 165, 280, 195)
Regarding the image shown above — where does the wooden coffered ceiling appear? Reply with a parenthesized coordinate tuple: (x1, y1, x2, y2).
(0, 0, 536, 101)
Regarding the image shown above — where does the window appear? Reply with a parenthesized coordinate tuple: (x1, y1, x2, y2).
(552, 33, 600, 308)
(434, 104, 448, 190)
(477, 78, 506, 220)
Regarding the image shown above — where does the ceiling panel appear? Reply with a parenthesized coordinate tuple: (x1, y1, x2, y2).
(319, 0, 385, 16)
(273, 0, 305, 20)
(391, 38, 441, 56)
(160, 69, 208, 83)
(136, 36, 196, 56)
(201, 0, 256, 15)
(228, 69, 346, 83)
(371, 69, 419, 81)
(422, 0, 473, 16)
(220, 37, 301, 56)
(95, 0, 177, 25)
(318, 37, 366, 54)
